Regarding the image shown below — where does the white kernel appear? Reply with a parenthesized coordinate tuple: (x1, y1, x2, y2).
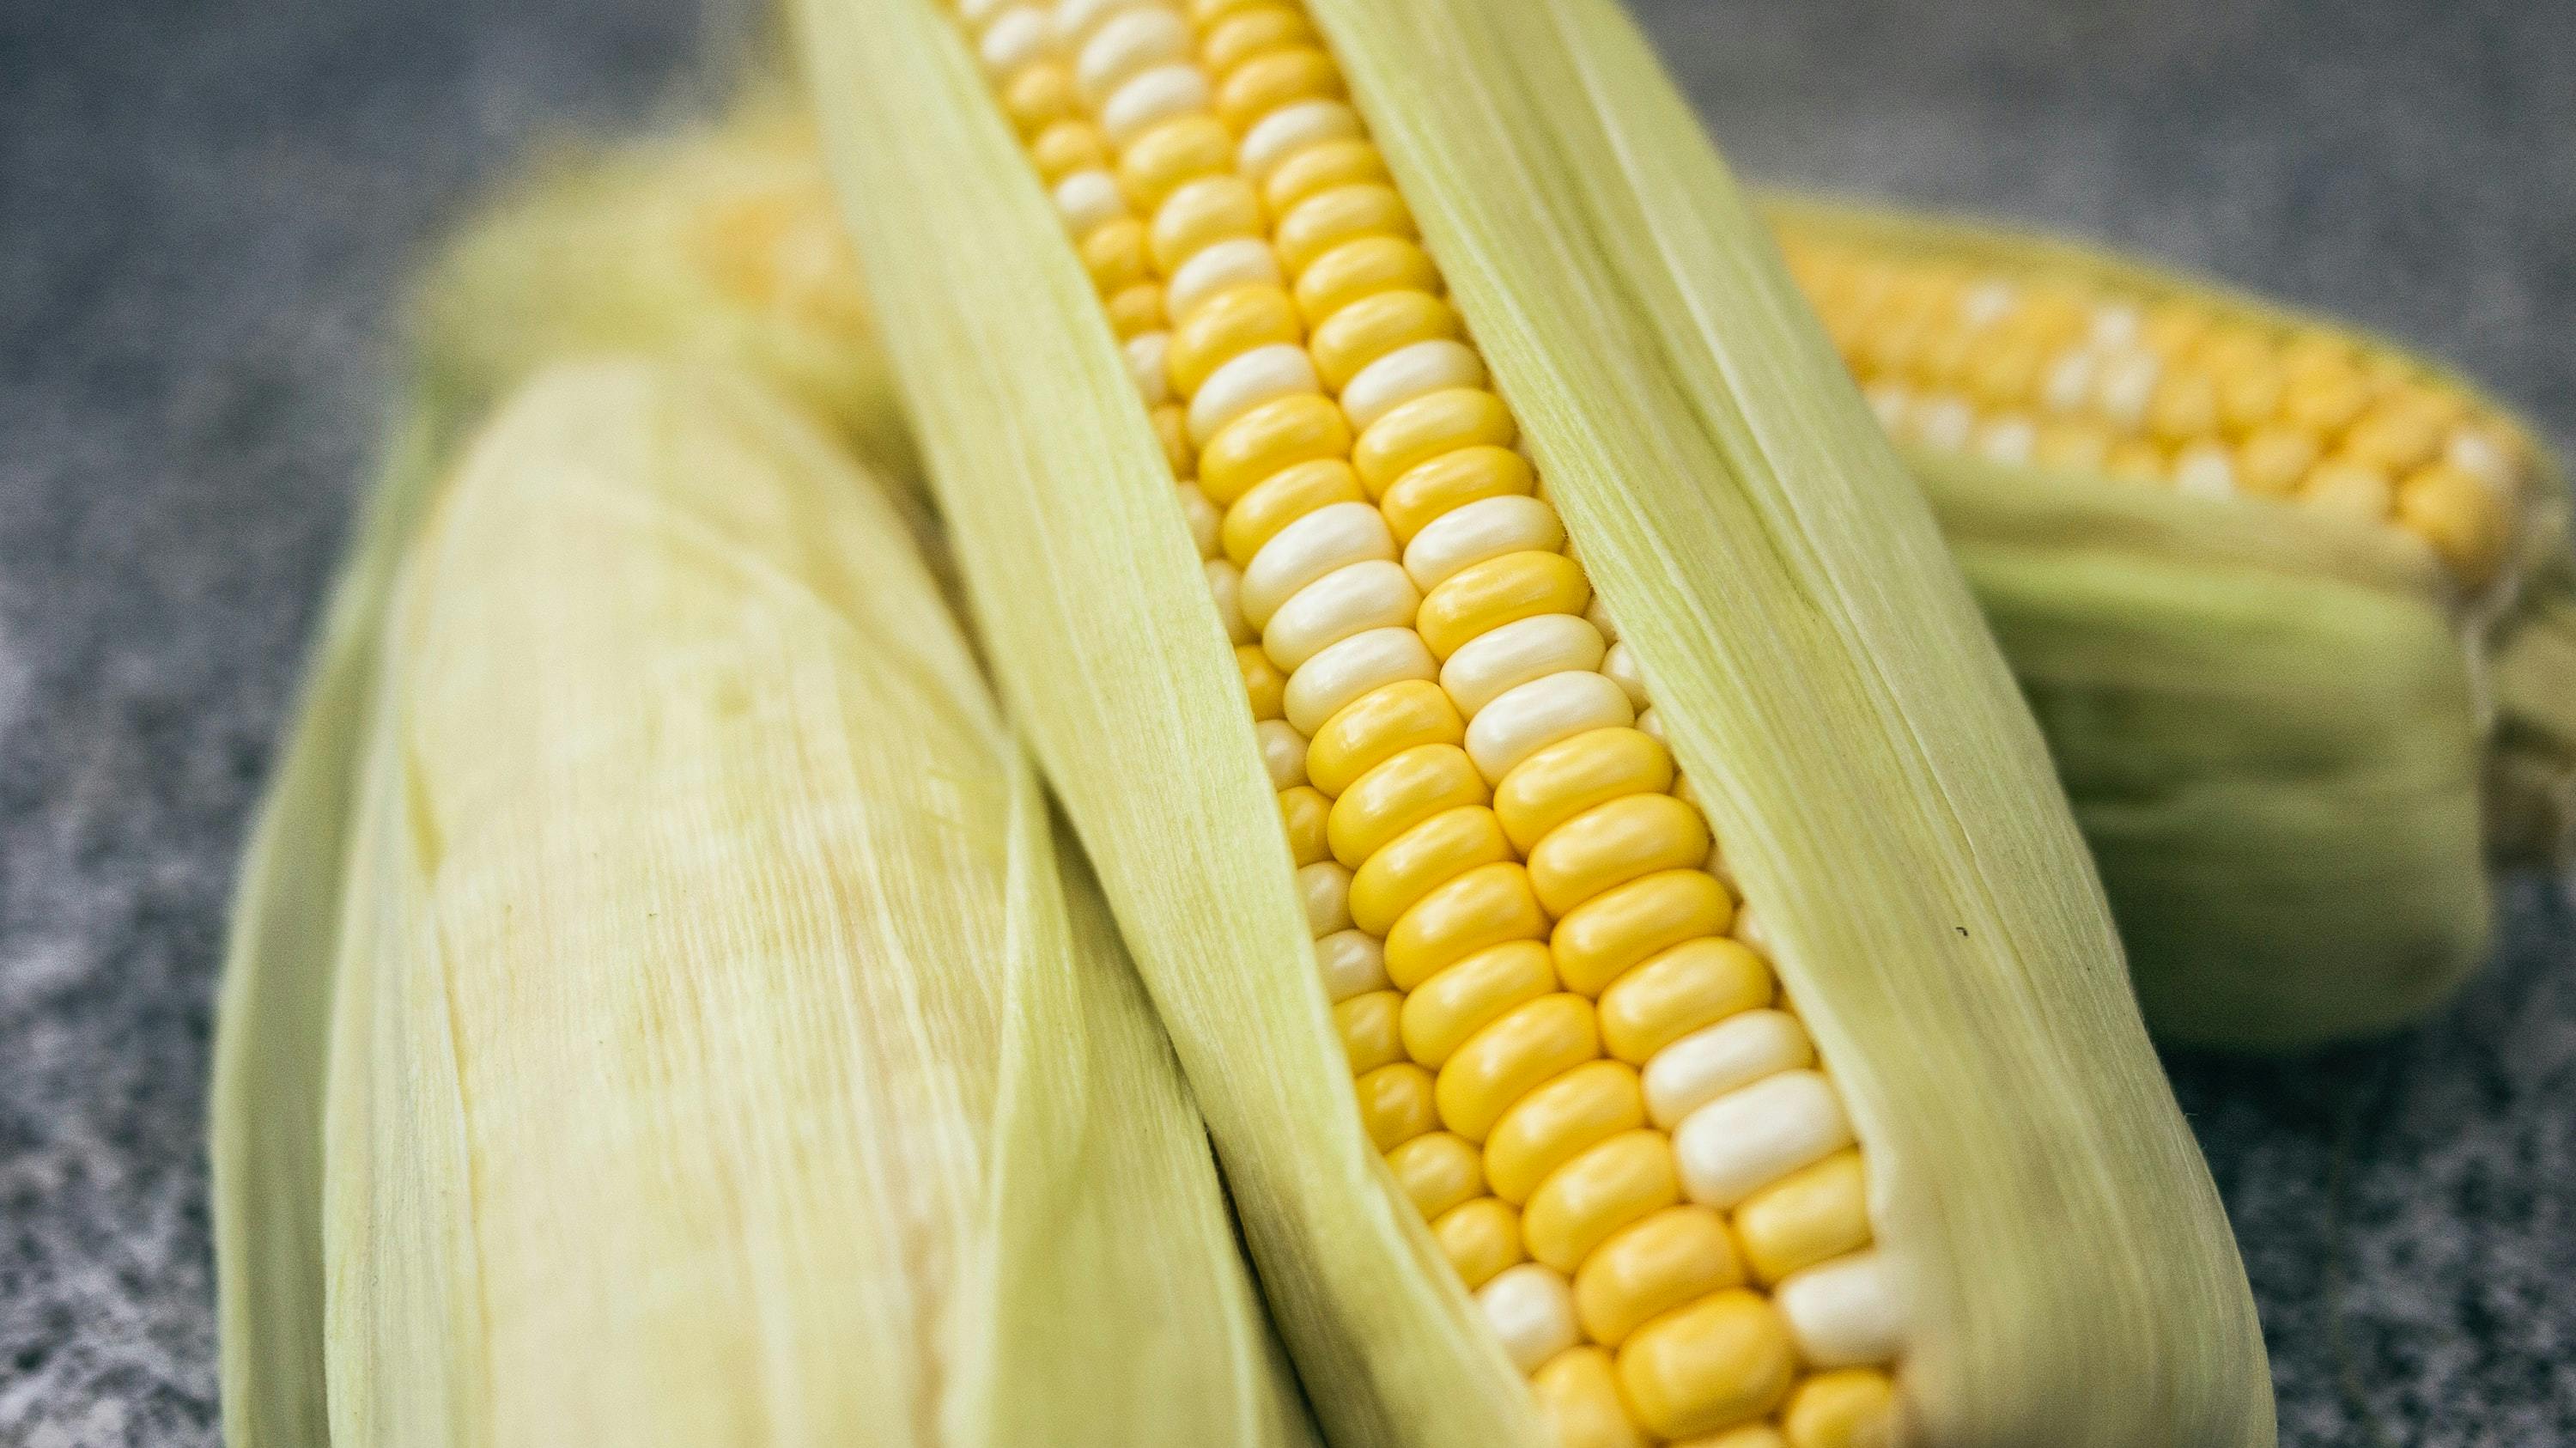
(1262, 560, 1420, 672)
(1075, 7, 1188, 103)
(1672, 1068, 1851, 1208)
(1476, 1263, 1580, 1374)
(2039, 348, 2097, 415)
(1960, 277, 2017, 329)
(1463, 669, 1633, 782)
(1099, 63, 1211, 146)
(1285, 627, 1437, 734)
(1124, 332, 1172, 406)
(1911, 393, 1975, 450)
(1642, 1009, 1813, 1131)
(1052, 169, 1127, 235)
(1777, 1250, 1908, 1368)
(2087, 302, 2142, 350)
(1047, 0, 1145, 44)
(1863, 379, 1913, 432)
(1634, 706, 1664, 742)
(1188, 343, 1322, 445)
(1242, 501, 1395, 629)
(1599, 641, 1647, 709)
(1202, 559, 1253, 644)
(1297, 861, 1354, 937)
(1238, 99, 1364, 185)
(1401, 495, 1564, 592)
(1257, 718, 1309, 789)
(1164, 238, 1283, 324)
(1314, 928, 1390, 1002)
(1966, 412, 2034, 465)
(2094, 350, 2162, 427)
(977, 6, 1052, 75)
(2445, 428, 2513, 491)
(1437, 612, 1605, 718)
(2173, 441, 2237, 499)
(1582, 593, 1619, 644)
(1341, 339, 1487, 430)
(1174, 482, 1220, 557)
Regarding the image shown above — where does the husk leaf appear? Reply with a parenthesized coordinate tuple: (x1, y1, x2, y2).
(217, 357, 1312, 1446)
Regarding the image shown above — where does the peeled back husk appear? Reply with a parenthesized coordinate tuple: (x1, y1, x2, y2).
(210, 356, 1312, 1447)
(797, 0, 2270, 1443)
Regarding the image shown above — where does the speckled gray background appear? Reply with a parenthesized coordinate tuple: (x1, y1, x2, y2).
(2, 0, 2570, 1443)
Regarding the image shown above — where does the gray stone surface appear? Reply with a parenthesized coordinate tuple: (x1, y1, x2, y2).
(0, 0, 2567, 1443)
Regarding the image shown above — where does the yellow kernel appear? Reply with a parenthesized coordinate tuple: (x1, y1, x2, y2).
(2145, 368, 2219, 446)
(1527, 793, 1712, 918)
(2397, 461, 2511, 589)
(1167, 283, 1303, 397)
(1386, 1130, 1485, 1220)
(2299, 457, 2394, 526)
(1413, 551, 1587, 660)
(1735, 1147, 1872, 1286)
(1294, 234, 1443, 326)
(1334, 989, 1405, 1074)
(1199, 3, 1311, 75)
(1264, 137, 1388, 216)
(1616, 1290, 1796, 1439)
(1433, 1198, 1525, 1288)
(1199, 392, 1351, 502)
(1495, 727, 1675, 854)
(1213, 45, 1344, 131)
(1279, 784, 1329, 866)
(1379, 445, 1536, 543)
(1598, 937, 1772, 1064)
(1116, 114, 1236, 208)
(1309, 289, 1461, 390)
(1150, 402, 1194, 478)
(2279, 363, 2372, 435)
(2340, 396, 2447, 475)
(1782, 1367, 1899, 1448)
(1149, 174, 1266, 274)
(1522, 1129, 1680, 1273)
(1103, 282, 1166, 338)
(1401, 939, 1558, 1068)
(1277, 183, 1415, 277)
(1238, 643, 1286, 720)
(1386, 861, 1550, 994)
(1221, 457, 1365, 566)
(1552, 869, 1735, 996)
(1531, 1347, 1650, 1448)
(2232, 425, 2318, 497)
(2028, 420, 2111, 474)
(1574, 1203, 1743, 1348)
(1305, 678, 1464, 798)
(1078, 216, 1152, 292)
(1000, 62, 1074, 134)
(1030, 119, 1109, 180)
(1351, 805, 1514, 937)
(1436, 993, 1601, 1141)
(1483, 1058, 1643, 1203)
(1327, 742, 1488, 869)
(1354, 1062, 1438, 1150)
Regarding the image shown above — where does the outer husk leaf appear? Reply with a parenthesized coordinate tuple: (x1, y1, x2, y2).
(793, 4, 1540, 1445)
(219, 357, 1311, 1446)
(1301, 0, 2270, 1442)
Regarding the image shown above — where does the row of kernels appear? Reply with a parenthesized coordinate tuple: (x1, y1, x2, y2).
(1793, 240, 2523, 585)
(963, 1, 1899, 1439)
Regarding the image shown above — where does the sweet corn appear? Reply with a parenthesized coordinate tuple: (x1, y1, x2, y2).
(210, 361, 1312, 1446)
(1771, 197, 2576, 1044)
(804, 0, 2269, 1444)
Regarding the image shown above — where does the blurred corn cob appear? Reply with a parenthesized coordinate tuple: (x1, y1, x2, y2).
(211, 356, 1313, 1445)
(450, 100, 2572, 1049)
(799, 0, 2269, 1445)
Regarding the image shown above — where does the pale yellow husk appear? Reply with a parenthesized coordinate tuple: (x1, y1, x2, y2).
(795, 0, 2271, 1443)
(212, 357, 1313, 1447)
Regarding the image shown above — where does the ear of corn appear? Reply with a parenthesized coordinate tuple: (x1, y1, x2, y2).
(798, 0, 2269, 1443)
(1768, 195, 2576, 1044)
(214, 356, 1315, 1447)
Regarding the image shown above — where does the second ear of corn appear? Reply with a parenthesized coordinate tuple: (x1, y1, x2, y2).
(211, 357, 1316, 1446)
(800, 0, 2267, 1445)
(426, 91, 2571, 1053)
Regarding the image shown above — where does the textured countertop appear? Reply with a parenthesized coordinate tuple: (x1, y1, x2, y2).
(2, 0, 2570, 1442)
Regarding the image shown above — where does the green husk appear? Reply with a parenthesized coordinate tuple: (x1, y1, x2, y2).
(213, 358, 1314, 1446)
(798, 0, 2269, 1442)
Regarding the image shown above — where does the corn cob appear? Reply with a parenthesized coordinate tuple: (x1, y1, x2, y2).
(799, 0, 2270, 1444)
(211, 357, 1313, 1446)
